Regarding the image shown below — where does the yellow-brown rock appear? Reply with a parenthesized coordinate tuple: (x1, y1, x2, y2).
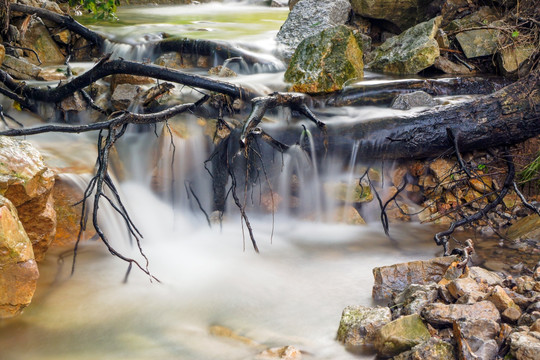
(0, 44, 5, 67)
(51, 175, 96, 248)
(0, 195, 39, 319)
(0, 136, 56, 261)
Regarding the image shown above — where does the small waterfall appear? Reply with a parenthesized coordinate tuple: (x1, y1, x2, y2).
(103, 39, 157, 62)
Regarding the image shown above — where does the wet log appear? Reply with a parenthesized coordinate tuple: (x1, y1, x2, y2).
(324, 76, 511, 107)
(266, 70, 540, 161)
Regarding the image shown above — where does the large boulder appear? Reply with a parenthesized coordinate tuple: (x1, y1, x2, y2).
(453, 319, 500, 360)
(350, 0, 432, 31)
(284, 25, 364, 93)
(0, 136, 56, 261)
(369, 16, 441, 74)
(0, 55, 42, 80)
(509, 331, 540, 360)
(372, 255, 457, 300)
(422, 301, 501, 326)
(0, 195, 40, 319)
(276, 0, 351, 59)
(336, 305, 392, 346)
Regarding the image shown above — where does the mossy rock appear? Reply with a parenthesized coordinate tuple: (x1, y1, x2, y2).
(374, 314, 431, 357)
(284, 25, 364, 94)
(369, 17, 441, 74)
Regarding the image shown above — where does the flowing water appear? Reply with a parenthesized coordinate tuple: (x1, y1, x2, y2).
(0, 3, 497, 359)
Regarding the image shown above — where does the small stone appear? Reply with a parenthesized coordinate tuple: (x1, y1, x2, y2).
(516, 276, 536, 294)
(502, 307, 522, 324)
(374, 314, 431, 358)
(447, 276, 488, 300)
(209, 325, 260, 347)
(257, 346, 302, 360)
(433, 56, 472, 74)
(506, 214, 540, 242)
(53, 30, 71, 45)
(336, 305, 392, 346)
(332, 206, 366, 225)
(468, 266, 503, 287)
(391, 91, 438, 110)
(509, 331, 540, 360)
(497, 44, 535, 76)
(37, 68, 67, 81)
(394, 284, 439, 316)
(531, 319, 540, 332)
(18, 18, 65, 65)
(208, 65, 237, 77)
(1, 54, 42, 80)
(0, 44, 4, 66)
(111, 83, 141, 111)
(110, 74, 155, 92)
(488, 285, 520, 312)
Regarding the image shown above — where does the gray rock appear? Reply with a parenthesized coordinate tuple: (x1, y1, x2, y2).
(391, 91, 438, 110)
(497, 44, 535, 76)
(393, 284, 439, 316)
(1, 55, 41, 80)
(468, 266, 504, 287)
(17, 18, 65, 65)
(111, 83, 141, 111)
(455, 27, 500, 59)
(393, 338, 455, 360)
(336, 305, 392, 346)
(374, 314, 431, 357)
(509, 331, 540, 360)
(454, 319, 500, 360)
(422, 301, 501, 326)
(368, 16, 441, 74)
(350, 0, 432, 31)
(433, 56, 472, 74)
(276, 0, 351, 59)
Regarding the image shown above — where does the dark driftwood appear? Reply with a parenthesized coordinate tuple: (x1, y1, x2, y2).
(10, 3, 105, 47)
(265, 70, 540, 161)
(325, 76, 511, 107)
(0, 56, 254, 108)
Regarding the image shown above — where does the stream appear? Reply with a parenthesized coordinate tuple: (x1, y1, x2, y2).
(0, 2, 513, 359)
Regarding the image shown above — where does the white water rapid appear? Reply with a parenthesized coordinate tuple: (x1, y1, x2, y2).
(0, 3, 451, 359)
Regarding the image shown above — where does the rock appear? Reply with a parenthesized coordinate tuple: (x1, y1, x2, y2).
(0, 136, 56, 261)
(256, 346, 302, 360)
(468, 266, 503, 287)
(110, 74, 155, 92)
(447, 276, 488, 300)
(509, 331, 540, 360)
(374, 314, 431, 357)
(208, 65, 237, 77)
(0, 44, 4, 66)
(369, 17, 441, 74)
(391, 91, 438, 110)
(350, 0, 430, 31)
(276, 0, 351, 59)
(18, 18, 65, 65)
(208, 325, 260, 347)
(433, 56, 472, 74)
(0, 195, 40, 318)
(455, 28, 500, 59)
(393, 284, 439, 316)
(488, 285, 520, 312)
(497, 44, 535, 76)
(284, 25, 364, 93)
(37, 68, 67, 81)
(453, 319, 500, 360)
(323, 181, 373, 203)
(531, 319, 540, 332)
(332, 206, 366, 225)
(422, 301, 501, 326)
(1, 54, 42, 80)
(336, 305, 392, 346)
(60, 91, 87, 113)
(502, 307, 522, 323)
(52, 175, 96, 248)
(372, 255, 457, 300)
(288, 0, 299, 10)
(52, 30, 71, 45)
(506, 214, 540, 241)
(429, 158, 455, 183)
(111, 83, 141, 111)
(393, 338, 455, 360)
(445, 7, 499, 33)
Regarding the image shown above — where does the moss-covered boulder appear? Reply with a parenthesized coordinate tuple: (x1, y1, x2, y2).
(0, 195, 39, 319)
(369, 16, 441, 74)
(393, 338, 455, 360)
(374, 314, 431, 357)
(284, 25, 364, 94)
(337, 305, 392, 346)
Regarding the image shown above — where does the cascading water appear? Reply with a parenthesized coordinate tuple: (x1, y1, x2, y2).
(0, 4, 453, 360)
